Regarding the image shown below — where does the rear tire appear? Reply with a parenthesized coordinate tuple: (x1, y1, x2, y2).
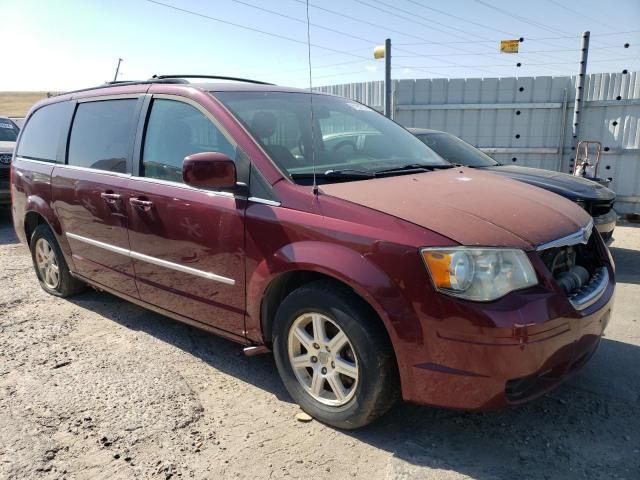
(272, 280, 399, 429)
(30, 224, 86, 297)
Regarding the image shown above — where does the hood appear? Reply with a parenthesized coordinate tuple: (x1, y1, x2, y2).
(482, 165, 615, 202)
(0, 141, 16, 154)
(320, 168, 592, 251)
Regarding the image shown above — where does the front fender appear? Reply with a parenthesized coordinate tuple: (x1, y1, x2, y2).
(246, 240, 423, 373)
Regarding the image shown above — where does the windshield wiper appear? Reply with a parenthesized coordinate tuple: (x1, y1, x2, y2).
(290, 164, 453, 180)
(373, 163, 454, 175)
(290, 169, 375, 179)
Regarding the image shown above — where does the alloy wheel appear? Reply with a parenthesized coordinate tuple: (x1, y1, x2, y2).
(35, 238, 60, 289)
(287, 312, 359, 406)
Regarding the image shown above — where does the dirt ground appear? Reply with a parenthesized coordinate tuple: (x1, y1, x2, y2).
(0, 207, 639, 480)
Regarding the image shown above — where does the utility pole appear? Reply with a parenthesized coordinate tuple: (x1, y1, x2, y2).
(374, 39, 392, 118)
(113, 58, 123, 82)
(571, 32, 589, 147)
(384, 38, 391, 118)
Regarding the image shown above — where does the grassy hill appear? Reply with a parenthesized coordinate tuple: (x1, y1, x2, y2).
(0, 92, 60, 118)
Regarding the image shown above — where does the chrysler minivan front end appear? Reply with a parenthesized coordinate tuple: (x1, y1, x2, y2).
(313, 160, 614, 412)
(408, 227, 614, 410)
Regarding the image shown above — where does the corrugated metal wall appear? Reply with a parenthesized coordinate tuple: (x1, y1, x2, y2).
(316, 72, 640, 214)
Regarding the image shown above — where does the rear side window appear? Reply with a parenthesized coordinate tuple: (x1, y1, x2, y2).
(142, 99, 235, 183)
(68, 99, 137, 173)
(16, 102, 73, 162)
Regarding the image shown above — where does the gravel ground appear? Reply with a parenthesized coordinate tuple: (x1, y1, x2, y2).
(1, 207, 639, 480)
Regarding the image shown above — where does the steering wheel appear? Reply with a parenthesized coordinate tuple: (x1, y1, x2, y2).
(332, 140, 357, 153)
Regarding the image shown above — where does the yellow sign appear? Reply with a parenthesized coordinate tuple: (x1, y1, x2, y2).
(373, 45, 385, 59)
(500, 40, 519, 53)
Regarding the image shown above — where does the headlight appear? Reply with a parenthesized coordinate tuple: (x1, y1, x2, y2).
(420, 247, 538, 301)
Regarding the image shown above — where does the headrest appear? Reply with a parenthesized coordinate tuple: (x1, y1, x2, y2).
(251, 111, 277, 139)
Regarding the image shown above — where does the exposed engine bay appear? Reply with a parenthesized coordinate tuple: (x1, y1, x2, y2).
(538, 239, 602, 296)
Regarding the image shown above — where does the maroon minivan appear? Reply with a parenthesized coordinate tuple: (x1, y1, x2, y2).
(11, 77, 615, 428)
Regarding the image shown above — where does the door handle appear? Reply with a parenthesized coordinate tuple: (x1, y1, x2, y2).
(129, 197, 154, 211)
(100, 191, 122, 204)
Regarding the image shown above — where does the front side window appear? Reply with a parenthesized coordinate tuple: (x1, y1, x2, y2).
(0, 118, 19, 142)
(68, 99, 138, 173)
(212, 91, 448, 184)
(416, 132, 498, 167)
(16, 102, 73, 162)
(142, 99, 236, 183)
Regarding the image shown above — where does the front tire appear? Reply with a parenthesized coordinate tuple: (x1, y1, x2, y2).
(30, 224, 86, 297)
(272, 281, 399, 429)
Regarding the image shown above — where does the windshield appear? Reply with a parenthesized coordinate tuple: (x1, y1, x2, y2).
(212, 91, 448, 183)
(414, 132, 498, 167)
(0, 119, 19, 142)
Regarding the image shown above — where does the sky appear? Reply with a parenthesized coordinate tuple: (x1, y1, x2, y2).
(1, 0, 639, 91)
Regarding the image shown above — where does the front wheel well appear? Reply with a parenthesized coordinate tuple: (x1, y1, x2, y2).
(260, 271, 387, 348)
(24, 211, 46, 245)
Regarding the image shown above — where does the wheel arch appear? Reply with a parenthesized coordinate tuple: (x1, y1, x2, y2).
(22, 197, 74, 269)
(246, 241, 423, 369)
(24, 210, 47, 245)
(22, 195, 63, 241)
(260, 270, 377, 348)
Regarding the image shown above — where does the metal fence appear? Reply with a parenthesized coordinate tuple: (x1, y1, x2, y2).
(316, 72, 640, 214)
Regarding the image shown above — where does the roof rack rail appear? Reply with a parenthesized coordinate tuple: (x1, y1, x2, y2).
(105, 78, 190, 86)
(60, 78, 190, 96)
(51, 75, 271, 98)
(105, 80, 139, 85)
(151, 74, 274, 85)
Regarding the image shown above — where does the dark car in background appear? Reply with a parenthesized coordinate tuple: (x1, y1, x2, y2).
(409, 128, 617, 241)
(0, 116, 21, 205)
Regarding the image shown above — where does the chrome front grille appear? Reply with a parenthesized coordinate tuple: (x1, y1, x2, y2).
(536, 219, 593, 251)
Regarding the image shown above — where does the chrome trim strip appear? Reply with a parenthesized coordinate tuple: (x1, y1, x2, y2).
(15, 156, 58, 166)
(248, 197, 281, 207)
(128, 250, 235, 285)
(128, 175, 236, 198)
(56, 163, 132, 178)
(66, 232, 235, 286)
(66, 232, 130, 256)
(536, 219, 594, 251)
(18, 157, 234, 192)
(24, 158, 237, 199)
(16, 157, 133, 178)
(568, 267, 609, 311)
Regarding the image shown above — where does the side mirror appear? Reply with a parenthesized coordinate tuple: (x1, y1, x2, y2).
(182, 152, 237, 190)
